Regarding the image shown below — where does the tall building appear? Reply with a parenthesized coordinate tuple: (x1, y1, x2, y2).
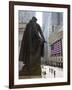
(42, 12, 52, 64)
(48, 12, 63, 68)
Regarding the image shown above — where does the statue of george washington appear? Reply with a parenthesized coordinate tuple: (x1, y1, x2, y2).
(19, 16, 45, 78)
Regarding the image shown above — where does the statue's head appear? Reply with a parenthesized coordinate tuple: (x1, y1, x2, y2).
(32, 16, 37, 22)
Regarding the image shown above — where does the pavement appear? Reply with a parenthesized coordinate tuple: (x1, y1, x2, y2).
(41, 65, 63, 78)
(19, 61, 63, 78)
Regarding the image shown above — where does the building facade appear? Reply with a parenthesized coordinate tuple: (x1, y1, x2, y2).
(48, 12, 63, 68)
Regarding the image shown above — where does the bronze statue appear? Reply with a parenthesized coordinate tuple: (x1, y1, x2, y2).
(19, 16, 45, 78)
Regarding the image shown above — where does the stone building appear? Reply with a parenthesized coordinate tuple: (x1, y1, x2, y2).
(48, 12, 63, 68)
(18, 11, 35, 52)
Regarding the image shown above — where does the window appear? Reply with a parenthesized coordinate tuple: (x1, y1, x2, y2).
(51, 39, 62, 56)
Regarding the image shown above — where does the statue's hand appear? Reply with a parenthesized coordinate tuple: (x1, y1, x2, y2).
(19, 61, 25, 71)
(43, 39, 47, 43)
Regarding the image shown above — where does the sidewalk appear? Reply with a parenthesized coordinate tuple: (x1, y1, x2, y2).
(41, 65, 63, 78)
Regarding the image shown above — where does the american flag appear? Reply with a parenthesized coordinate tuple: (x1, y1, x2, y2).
(51, 39, 62, 56)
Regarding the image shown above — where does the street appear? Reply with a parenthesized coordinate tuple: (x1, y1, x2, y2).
(19, 61, 63, 79)
(41, 65, 63, 78)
